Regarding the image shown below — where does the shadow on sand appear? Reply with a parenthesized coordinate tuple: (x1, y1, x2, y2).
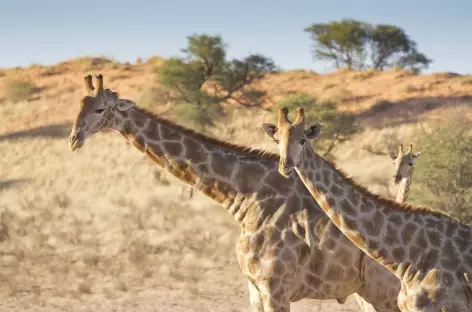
(0, 123, 72, 142)
(356, 95, 472, 128)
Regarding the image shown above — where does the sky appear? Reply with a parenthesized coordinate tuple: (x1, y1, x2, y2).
(2, 0, 472, 74)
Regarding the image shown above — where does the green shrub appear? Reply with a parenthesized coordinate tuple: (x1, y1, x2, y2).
(410, 114, 472, 222)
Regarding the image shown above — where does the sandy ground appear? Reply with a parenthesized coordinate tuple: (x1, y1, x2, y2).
(0, 117, 408, 311)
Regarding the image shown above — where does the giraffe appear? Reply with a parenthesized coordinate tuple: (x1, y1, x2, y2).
(262, 106, 472, 312)
(69, 74, 401, 312)
(352, 143, 423, 311)
(389, 144, 421, 204)
(351, 143, 422, 312)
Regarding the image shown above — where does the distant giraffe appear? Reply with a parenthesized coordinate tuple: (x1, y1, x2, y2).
(389, 144, 421, 203)
(263, 106, 472, 312)
(68, 74, 401, 312)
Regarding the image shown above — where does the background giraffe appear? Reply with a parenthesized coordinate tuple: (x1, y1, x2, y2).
(389, 144, 421, 203)
(263, 106, 472, 312)
(68, 74, 400, 312)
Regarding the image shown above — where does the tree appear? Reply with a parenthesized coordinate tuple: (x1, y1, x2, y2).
(410, 113, 472, 223)
(304, 19, 370, 70)
(304, 19, 432, 72)
(155, 34, 276, 129)
(275, 93, 357, 155)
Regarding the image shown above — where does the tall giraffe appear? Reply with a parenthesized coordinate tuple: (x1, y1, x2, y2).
(69, 74, 401, 312)
(353, 143, 423, 311)
(389, 144, 421, 203)
(352, 143, 422, 312)
(263, 106, 472, 312)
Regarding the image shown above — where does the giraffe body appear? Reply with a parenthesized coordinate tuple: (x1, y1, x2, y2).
(69, 74, 401, 312)
(263, 107, 472, 312)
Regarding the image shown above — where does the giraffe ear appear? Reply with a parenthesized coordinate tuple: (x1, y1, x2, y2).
(305, 123, 322, 140)
(412, 151, 421, 162)
(116, 100, 135, 111)
(262, 123, 278, 139)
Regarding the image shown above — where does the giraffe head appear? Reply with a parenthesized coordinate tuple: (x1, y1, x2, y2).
(262, 107, 323, 177)
(69, 74, 135, 151)
(389, 144, 421, 184)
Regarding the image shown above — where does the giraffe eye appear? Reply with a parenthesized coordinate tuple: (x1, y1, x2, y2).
(96, 108, 105, 114)
(274, 139, 280, 144)
(408, 163, 413, 166)
(300, 139, 306, 145)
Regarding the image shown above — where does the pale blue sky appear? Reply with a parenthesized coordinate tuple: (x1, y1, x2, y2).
(2, 0, 471, 73)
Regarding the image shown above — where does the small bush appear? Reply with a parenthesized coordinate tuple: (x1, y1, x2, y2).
(137, 85, 170, 110)
(173, 102, 224, 131)
(411, 113, 472, 222)
(5, 79, 37, 102)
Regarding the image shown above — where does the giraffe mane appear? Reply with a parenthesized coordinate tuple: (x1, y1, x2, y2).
(134, 106, 280, 162)
(322, 157, 460, 222)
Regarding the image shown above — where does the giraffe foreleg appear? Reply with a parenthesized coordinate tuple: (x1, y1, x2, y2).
(248, 280, 265, 312)
(258, 279, 290, 312)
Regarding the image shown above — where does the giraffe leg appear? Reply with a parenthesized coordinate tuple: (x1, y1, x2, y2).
(247, 281, 264, 312)
(353, 293, 377, 312)
(258, 280, 290, 312)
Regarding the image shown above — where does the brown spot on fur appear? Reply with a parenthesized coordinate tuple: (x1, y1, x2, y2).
(143, 120, 160, 139)
(401, 223, 418, 244)
(160, 124, 182, 141)
(409, 245, 422, 260)
(306, 274, 323, 288)
(234, 162, 267, 193)
(388, 214, 403, 226)
(384, 224, 400, 245)
(183, 137, 207, 164)
(441, 240, 460, 271)
(339, 199, 357, 217)
(321, 169, 331, 187)
(416, 228, 427, 248)
(341, 215, 359, 234)
(198, 164, 209, 175)
(314, 172, 322, 182)
(323, 238, 335, 250)
(211, 153, 238, 177)
(265, 171, 293, 194)
(130, 110, 146, 127)
(163, 141, 182, 156)
(427, 230, 441, 246)
(325, 263, 344, 281)
(330, 184, 343, 197)
(360, 197, 374, 213)
(392, 247, 405, 262)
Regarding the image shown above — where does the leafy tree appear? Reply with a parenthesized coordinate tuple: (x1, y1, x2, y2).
(304, 19, 370, 70)
(304, 19, 432, 72)
(155, 34, 276, 129)
(410, 114, 472, 223)
(276, 93, 357, 155)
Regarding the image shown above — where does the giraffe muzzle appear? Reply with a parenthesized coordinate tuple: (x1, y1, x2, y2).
(279, 159, 293, 178)
(69, 133, 84, 152)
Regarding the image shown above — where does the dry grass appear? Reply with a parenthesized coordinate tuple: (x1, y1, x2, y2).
(0, 57, 468, 311)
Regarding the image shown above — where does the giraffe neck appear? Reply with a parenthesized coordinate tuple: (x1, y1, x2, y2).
(294, 146, 456, 279)
(395, 175, 412, 204)
(111, 106, 289, 226)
